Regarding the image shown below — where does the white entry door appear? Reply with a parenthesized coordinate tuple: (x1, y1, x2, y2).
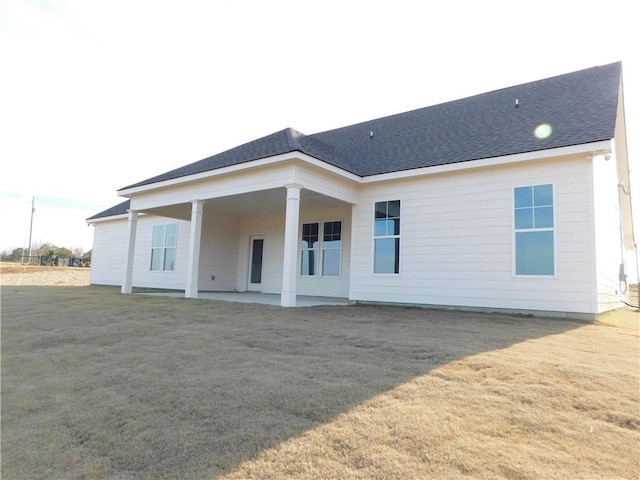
(248, 236, 264, 291)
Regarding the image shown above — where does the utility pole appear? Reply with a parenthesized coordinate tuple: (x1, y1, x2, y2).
(26, 196, 35, 264)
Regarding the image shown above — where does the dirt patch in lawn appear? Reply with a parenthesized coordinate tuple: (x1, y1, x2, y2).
(1, 263, 90, 286)
(1, 281, 638, 479)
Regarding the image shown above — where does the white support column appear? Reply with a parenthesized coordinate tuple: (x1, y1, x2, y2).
(121, 209, 138, 294)
(281, 184, 302, 307)
(185, 200, 204, 298)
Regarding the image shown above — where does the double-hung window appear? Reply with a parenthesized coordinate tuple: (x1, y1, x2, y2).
(150, 223, 178, 271)
(322, 221, 342, 276)
(301, 223, 319, 276)
(374, 200, 400, 274)
(301, 221, 342, 277)
(514, 184, 554, 276)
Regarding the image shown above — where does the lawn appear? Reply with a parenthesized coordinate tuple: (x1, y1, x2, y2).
(1, 284, 638, 479)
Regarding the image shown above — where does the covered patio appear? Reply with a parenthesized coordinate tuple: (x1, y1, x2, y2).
(118, 157, 360, 307)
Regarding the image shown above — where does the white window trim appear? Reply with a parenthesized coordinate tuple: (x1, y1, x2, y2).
(372, 199, 402, 276)
(150, 223, 178, 272)
(300, 222, 320, 277)
(299, 220, 344, 278)
(321, 220, 343, 278)
(512, 184, 557, 278)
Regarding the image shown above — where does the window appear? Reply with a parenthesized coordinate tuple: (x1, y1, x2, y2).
(150, 223, 178, 271)
(514, 184, 554, 275)
(374, 200, 400, 274)
(322, 221, 342, 276)
(301, 221, 342, 277)
(301, 223, 319, 276)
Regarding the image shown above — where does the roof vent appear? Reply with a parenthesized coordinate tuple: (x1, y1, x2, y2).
(369, 130, 374, 138)
(515, 99, 519, 108)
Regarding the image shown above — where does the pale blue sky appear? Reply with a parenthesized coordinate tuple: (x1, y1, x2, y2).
(1, 0, 638, 255)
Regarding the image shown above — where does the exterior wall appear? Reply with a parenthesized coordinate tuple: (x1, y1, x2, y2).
(236, 212, 285, 294)
(233, 205, 352, 297)
(591, 154, 627, 312)
(350, 156, 598, 316)
(90, 214, 190, 289)
(90, 217, 128, 286)
(93, 151, 619, 315)
(130, 216, 190, 289)
(91, 203, 351, 297)
(198, 209, 240, 292)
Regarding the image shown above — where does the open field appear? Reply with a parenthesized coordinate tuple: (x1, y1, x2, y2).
(1, 263, 90, 286)
(1, 269, 639, 479)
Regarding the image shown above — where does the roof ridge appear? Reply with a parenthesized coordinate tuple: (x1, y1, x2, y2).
(283, 127, 306, 151)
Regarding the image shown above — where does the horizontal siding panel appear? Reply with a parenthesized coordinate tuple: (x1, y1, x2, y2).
(402, 243, 510, 256)
(131, 217, 190, 289)
(90, 219, 128, 285)
(351, 156, 596, 314)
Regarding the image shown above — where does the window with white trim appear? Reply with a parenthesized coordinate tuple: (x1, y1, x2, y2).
(301, 221, 342, 277)
(514, 184, 554, 276)
(301, 223, 319, 276)
(322, 221, 342, 276)
(374, 200, 400, 274)
(150, 223, 178, 271)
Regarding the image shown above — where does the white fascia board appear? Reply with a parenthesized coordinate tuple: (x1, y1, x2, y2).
(361, 141, 613, 183)
(86, 214, 129, 225)
(86, 211, 149, 225)
(117, 151, 362, 196)
(116, 141, 613, 196)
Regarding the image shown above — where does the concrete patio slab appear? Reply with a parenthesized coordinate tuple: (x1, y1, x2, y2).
(137, 290, 354, 307)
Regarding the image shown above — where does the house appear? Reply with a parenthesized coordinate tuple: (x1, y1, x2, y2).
(87, 62, 635, 319)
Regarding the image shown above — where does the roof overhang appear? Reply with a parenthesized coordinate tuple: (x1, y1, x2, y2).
(116, 140, 613, 197)
(117, 151, 362, 197)
(361, 140, 613, 183)
(86, 213, 129, 225)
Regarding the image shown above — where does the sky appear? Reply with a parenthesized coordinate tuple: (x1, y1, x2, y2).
(1, 0, 638, 260)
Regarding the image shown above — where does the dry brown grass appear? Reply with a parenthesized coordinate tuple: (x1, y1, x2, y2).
(0, 262, 90, 286)
(1, 268, 638, 480)
(221, 308, 639, 480)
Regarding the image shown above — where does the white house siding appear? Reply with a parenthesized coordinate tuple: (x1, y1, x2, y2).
(90, 214, 189, 289)
(232, 205, 352, 297)
(236, 212, 285, 294)
(90, 217, 128, 286)
(128, 216, 190, 290)
(197, 209, 240, 292)
(350, 155, 598, 316)
(591, 153, 627, 313)
(127, 161, 358, 213)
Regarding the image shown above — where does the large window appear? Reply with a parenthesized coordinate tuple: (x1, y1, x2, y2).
(514, 184, 554, 276)
(301, 221, 342, 277)
(150, 223, 177, 271)
(322, 221, 342, 276)
(374, 200, 400, 274)
(301, 223, 319, 276)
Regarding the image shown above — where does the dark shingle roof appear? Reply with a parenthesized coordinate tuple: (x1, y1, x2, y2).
(120, 62, 621, 189)
(120, 128, 357, 190)
(86, 200, 130, 221)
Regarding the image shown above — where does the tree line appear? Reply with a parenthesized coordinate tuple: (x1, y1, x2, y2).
(1, 243, 91, 263)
